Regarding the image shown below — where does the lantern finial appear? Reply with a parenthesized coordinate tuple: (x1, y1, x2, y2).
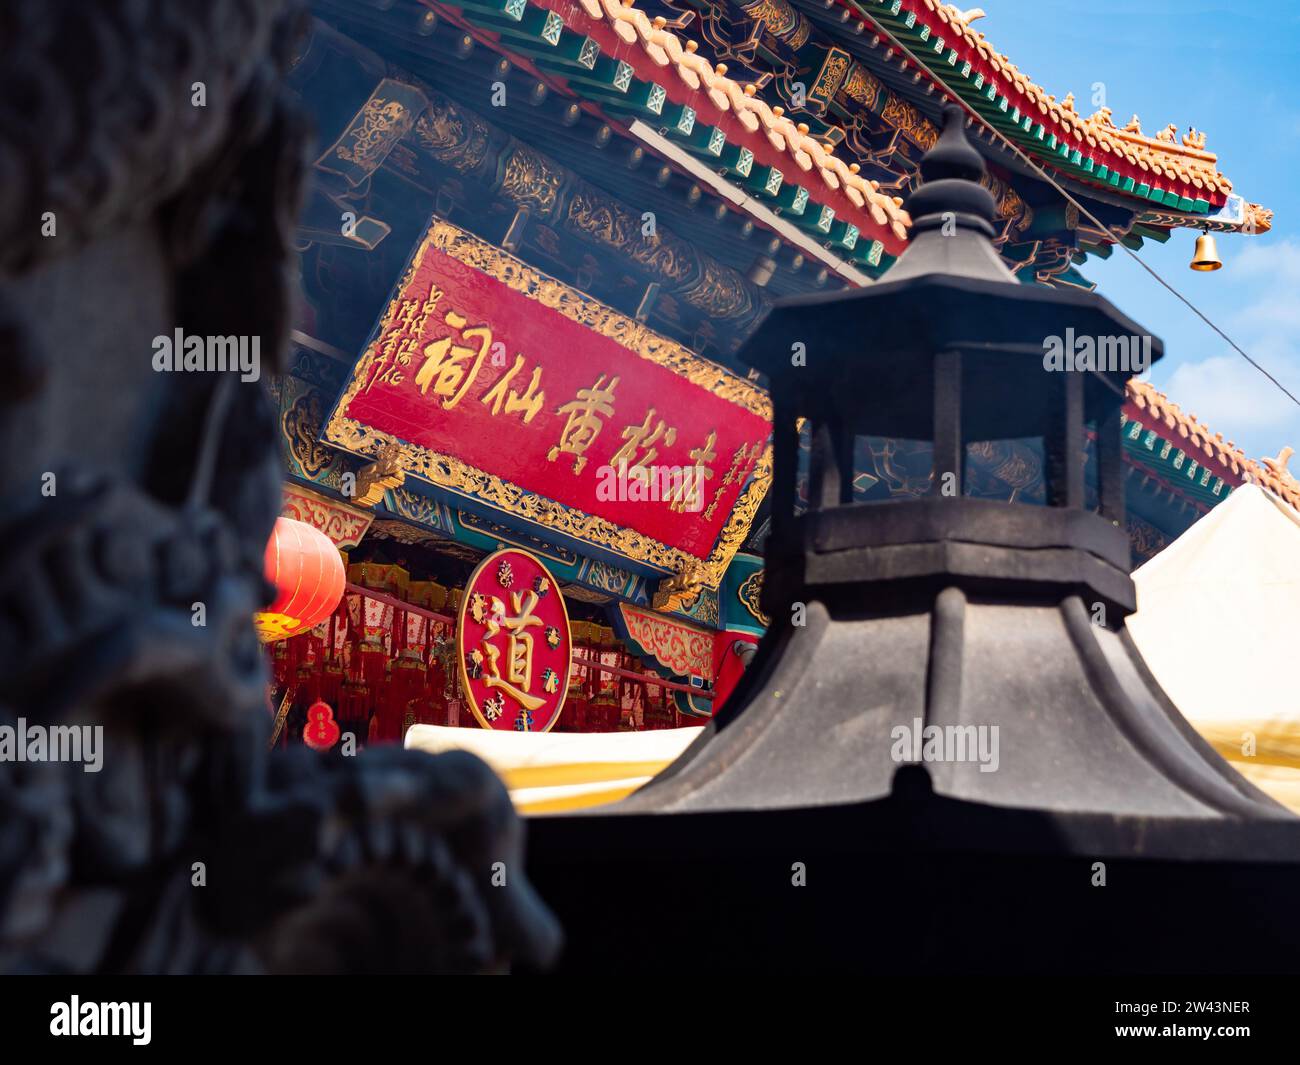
(881, 104, 1011, 283)
(902, 104, 997, 234)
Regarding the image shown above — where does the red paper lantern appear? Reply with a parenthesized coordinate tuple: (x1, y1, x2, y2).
(254, 517, 346, 642)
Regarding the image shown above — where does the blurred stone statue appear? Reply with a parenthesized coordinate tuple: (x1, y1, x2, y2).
(0, 0, 559, 973)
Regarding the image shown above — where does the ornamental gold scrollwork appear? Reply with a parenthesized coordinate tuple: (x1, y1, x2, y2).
(812, 51, 850, 102)
(980, 173, 1034, 243)
(282, 390, 335, 477)
(967, 440, 1043, 501)
(389, 486, 447, 529)
(882, 95, 939, 151)
(565, 191, 694, 284)
(738, 0, 809, 46)
(992, 178, 1034, 237)
(500, 145, 565, 221)
(679, 256, 754, 320)
(458, 509, 581, 567)
(737, 569, 770, 627)
(682, 587, 720, 627)
(412, 97, 491, 172)
(739, 0, 796, 35)
(369, 519, 442, 547)
(318, 79, 425, 182)
(582, 559, 634, 595)
(336, 98, 409, 167)
(1126, 514, 1170, 565)
(841, 63, 881, 109)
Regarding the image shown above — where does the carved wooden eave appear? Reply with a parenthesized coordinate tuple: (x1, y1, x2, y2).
(290, 17, 776, 351)
(379, 0, 911, 278)
(281, 482, 376, 549)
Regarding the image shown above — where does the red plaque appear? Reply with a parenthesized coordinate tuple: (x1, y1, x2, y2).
(456, 549, 572, 733)
(325, 219, 773, 589)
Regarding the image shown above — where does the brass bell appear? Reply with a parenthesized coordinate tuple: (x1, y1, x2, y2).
(1190, 230, 1222, 271)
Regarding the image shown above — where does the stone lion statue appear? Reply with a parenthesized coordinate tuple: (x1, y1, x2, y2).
(0, 0, 559, 974)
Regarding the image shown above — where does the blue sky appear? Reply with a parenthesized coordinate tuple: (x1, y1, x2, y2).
(978, 0, 1300, 463)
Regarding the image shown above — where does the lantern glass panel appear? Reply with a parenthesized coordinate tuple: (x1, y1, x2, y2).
(795, 427, 937, 512)
(962, 437, 1047, 505)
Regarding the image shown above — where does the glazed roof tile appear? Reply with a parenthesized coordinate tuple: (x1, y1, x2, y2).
(575, 0, 912, 242)
(919, 2, 1234, 199)
(1126, 380, 1300, 513)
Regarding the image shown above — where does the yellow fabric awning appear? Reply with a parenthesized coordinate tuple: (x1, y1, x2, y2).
(404, 725, 703, 813)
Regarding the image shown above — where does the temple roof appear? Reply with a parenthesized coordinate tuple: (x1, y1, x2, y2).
(846, 0, 1271, 229)
(1126, 380, 1300, 513)
(417, 0, 1270, 283)
(929, 4, 1229, 192)
(558, 0, 1274, 234)
(576, 0, 913, 242)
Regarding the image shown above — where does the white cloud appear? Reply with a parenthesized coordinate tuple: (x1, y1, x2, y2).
(1164, 354, 1297, 441)
(1229, 237, 1300, 285)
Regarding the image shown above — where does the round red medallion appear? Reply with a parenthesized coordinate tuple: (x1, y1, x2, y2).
(456, 548, 572, 732)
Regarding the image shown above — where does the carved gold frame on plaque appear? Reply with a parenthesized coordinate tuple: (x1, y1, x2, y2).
(324, 219, 773, 591)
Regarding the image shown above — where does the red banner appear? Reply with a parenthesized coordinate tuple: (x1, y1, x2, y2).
(325, 219, 772, 584)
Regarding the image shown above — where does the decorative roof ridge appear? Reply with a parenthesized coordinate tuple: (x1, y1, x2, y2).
(1125, 380, 1300, 513)
(926, 2, 1231, 191)
(1104, 124, 1216, 166)
(858, 0, 1245, 204)
(577, 0, 911, 241)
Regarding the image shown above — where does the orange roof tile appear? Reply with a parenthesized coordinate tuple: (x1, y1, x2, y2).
(890, 2, 1246, 208)
(1125, 380, 1300, 513)
(574, 0, 911, 243)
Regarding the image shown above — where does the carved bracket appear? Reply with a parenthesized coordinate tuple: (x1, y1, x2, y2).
(652, 560, 709, 613)
(354, 441, 409, 508)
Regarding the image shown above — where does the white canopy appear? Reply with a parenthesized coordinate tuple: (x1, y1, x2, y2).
(1128, 483, 1300, 811)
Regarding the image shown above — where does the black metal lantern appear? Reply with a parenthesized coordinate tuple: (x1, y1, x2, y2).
(619, 105, 1282, 819)
(529, 107, 1300, 974)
